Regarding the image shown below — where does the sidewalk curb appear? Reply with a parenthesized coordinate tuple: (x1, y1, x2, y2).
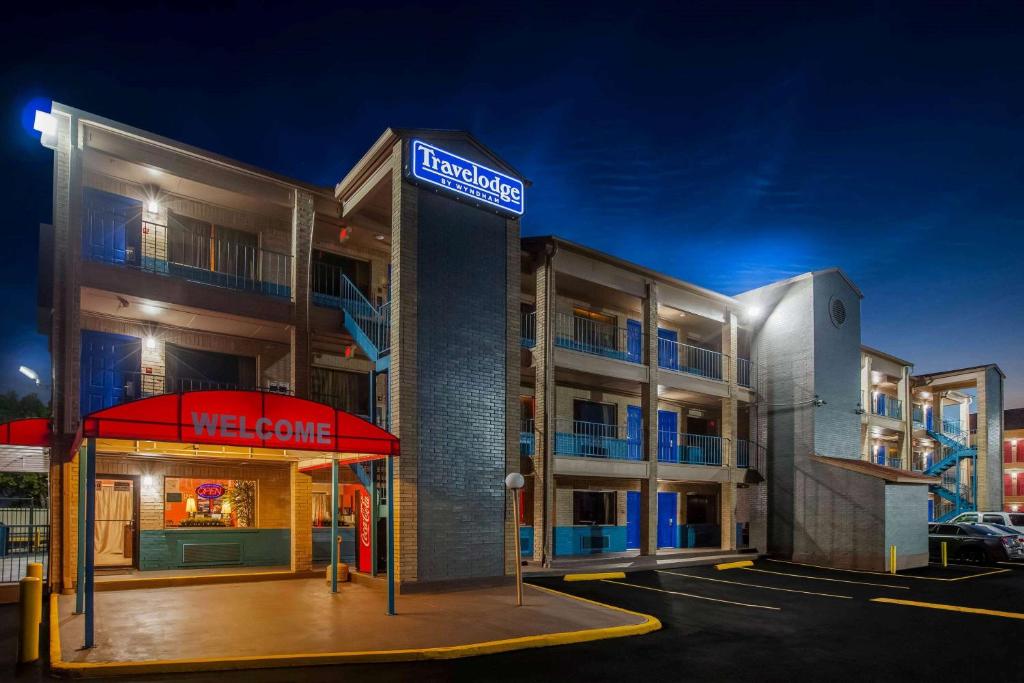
(48, 585, 660, 677)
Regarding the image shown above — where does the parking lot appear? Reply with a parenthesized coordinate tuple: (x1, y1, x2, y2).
(4, 557, 1022, 682)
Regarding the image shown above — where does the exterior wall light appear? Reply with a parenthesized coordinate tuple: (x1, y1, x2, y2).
(147, 200, 160, 213)
(746, 306, 763, 320)
(33, 110, 57, 147)
(146, 336, 157, 350)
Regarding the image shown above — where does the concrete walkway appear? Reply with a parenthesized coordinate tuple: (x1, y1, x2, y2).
(525, 548, 759, 577)
(53, 578, 658, 675)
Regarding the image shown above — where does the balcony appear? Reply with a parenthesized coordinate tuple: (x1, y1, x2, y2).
(869, 393, 903, 420)
(657, 337, 723, 381)
(737, 358, 753, 389)
(657, 431, 723, 466)
(520, 419, 535, 456)
(83, 207, 291, 298)
(554, 419, 642, 460)
(553, 312, 642, 364)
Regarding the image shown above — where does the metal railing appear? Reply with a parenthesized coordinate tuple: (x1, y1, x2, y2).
(553, 312, 643, 364)
(911, 453, 932, 472)
(886, 456, 903, 469)
(657, 337, 724, 381)
(521, 310, 536, 348)
(520, 419, 535, 456)
(554, 418, 642, 460)
(912, 405, 925, 427)
(0, 503, 49, 584)
(737, 358, 753, 388)
(82, 208, 292, 298)
(657, 431, 723, 466)
(869, 394, 903, 420)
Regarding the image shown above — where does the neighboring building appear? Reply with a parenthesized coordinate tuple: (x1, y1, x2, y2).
(1001, 408, 1024, 512)
(30, 101, 1008, 594)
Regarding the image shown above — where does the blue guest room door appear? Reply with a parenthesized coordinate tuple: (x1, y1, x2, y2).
(657, 328, 679, 370)
(627, 405, 642, 459)
(658, 410, 678, 462)
(626, 491, 640, 549)
(83, 188, 142, 265)
(80, 330, 142, 415)
(657, 492, 678, 548)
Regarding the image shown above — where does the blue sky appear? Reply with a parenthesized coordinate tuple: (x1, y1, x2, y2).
(1, 1, 1022, 405)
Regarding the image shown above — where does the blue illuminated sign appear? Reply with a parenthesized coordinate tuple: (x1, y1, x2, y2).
(409, 140, 524, 216)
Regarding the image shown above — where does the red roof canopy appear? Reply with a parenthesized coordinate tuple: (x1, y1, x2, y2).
(80, 391, 399, 457)
(0, 417, 52, 448)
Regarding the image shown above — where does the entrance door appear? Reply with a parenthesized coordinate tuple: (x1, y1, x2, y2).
(657, 492, 678, 548)
(626, 491, 640, 549)
(82, 188, 142, 265)
(657, 328, 679, 370)
(626, 405, 642, 460)
(80, 331, 142, 415)
(95, 477, 137, 568)
(658, 410, 678, 463)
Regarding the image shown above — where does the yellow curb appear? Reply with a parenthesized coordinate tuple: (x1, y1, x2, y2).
(49, 584, 660, 677)
(564, 572, 626, 582)
(715, 560, 754, 571)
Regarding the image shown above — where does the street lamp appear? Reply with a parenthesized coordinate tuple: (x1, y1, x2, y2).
(504, 472, 526, 606)
(18, 366, 41, 386)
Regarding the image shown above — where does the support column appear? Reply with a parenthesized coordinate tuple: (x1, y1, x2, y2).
(899, 367, 911, 469)
(640, 281, 659, 556)
(75, 443, 87, 613)
(532, 249, 556, 565)
(861, 355, 873, 461)
(83, 438, 96, 649)
(504, 216, 522, 575)
(290, 190, 315, 399)
(290, 462, 312, 572)
(330, 460, 339, 592)
(720, 310, 739, 551)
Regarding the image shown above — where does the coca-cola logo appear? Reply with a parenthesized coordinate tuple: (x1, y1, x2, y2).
(360, 494, 371, 548)
(195, 483, 225, 500)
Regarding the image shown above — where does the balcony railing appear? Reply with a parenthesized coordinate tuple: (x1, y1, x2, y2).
(554, 419, 642, 460)
(520, 419, 535, 456)
(553, 312, 643, 364)
(886, 456, 903, 469)
(869, 393, 903, 420)
(521, 310, 536, 348)
(657, 431, 723, 466)
(737, 358, 753, 388)
(657, 337, 723, 381)
(82, 209, 291, 298)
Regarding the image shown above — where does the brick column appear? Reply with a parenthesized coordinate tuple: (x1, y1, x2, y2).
(290, 463, 312, 572)
(976, 373, 990, 509)
(390, 142, 419, 584)
(639, 281, 659, 556)
(861, 355, 873, 461)
(899, 366, 911, 468)
(504, 216, 522, 575)
(290, 190, 315, 398)
(532, 249, 556, 565)
(720, 310, 739, 551)
(721, 482, 736, 552)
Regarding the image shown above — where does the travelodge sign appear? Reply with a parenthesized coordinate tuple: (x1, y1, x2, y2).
(408, 140, 525, 216)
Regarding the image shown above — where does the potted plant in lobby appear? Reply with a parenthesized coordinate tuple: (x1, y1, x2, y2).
(229, 480, 255, 528)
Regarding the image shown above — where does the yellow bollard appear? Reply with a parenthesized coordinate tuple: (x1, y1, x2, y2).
(25, 563, 43, 628)
(941, 541, 948, 568)
(889, 545, 897, 575)
(18, 577, 41, 663)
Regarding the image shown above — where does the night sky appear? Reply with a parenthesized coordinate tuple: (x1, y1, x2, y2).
(2, 2, 1022, 405)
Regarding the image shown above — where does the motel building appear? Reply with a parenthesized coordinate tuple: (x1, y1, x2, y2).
(10, 101, 1008, 635)
(1002, 408, 1024, 514)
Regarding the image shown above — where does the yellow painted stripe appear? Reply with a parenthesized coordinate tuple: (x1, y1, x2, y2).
(714, 560, 754, 570)
(767, 558, 1008, 582)
(564, 572, 626, 582)
(871, 597, 1024, 621)
(658, 570, 851, 599)
(48, 584, 660, 677)
(602, 579, 780, 611)
(741, 567, 910, 590)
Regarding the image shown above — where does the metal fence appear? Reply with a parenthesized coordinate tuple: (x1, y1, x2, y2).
(553, 312, 643, 363)
(554, 419, 642, 460)
(520, 419, 535, 456)
(869, 393, 904, 420)
(521, 310, 536, 348)
(737, 357, 753, 388)
(657, 432, 723, 466)
(0, 502, 49, 584)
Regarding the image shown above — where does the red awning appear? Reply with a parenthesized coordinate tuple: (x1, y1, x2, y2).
(0, 417, 52, 448)
(80, 391, 399, 457)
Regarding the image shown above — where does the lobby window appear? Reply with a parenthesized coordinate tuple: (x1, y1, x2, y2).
(311, 366, 370, 415)
(164, 478, 256, 529)
(312, 249, 372, 300)
(573, 491, 616, 526)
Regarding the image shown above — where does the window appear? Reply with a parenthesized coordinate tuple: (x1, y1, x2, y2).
(983, 514, 1005, 524)
(574, 399, 616, 426)
(167, 212, 259, 278)
(311, 367, 370, 415)
(164, 478, 256, 529)
(1010, 514, 1024, 526)
(163, 344, 257, 392)
(934, 524, 959, 535)
(573, 491, 616, 526)
(312, 249, 371, 300)
(957, 513, 978, 524)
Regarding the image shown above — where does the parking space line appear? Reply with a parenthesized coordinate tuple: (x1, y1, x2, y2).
(658, 570, 851, 599)
(871, 598, 1024, 621)
(601, 580, 781, 611)
(741, 567, 909, 590)
(767, 558, 1008, 582)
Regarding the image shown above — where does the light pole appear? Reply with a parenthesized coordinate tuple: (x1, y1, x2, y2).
(504, 472, 525, 606)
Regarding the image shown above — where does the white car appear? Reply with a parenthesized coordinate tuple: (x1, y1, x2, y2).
(950, 511, 1024, 534)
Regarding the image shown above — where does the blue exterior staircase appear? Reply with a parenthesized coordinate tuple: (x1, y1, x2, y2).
(923, 428, 976, 522)
(319, 273, 392, 372)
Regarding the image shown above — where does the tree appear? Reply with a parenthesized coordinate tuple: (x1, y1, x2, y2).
(0, 391, 51, 506)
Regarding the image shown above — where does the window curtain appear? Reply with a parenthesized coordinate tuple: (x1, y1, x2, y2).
(311, 492, 329, 526)
(95, 481, 132, 565)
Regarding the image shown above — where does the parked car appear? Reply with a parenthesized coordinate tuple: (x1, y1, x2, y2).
(948, 511, 1024, 534)
(927, 523, 1013, 564)
(973, 523, 1024, 560)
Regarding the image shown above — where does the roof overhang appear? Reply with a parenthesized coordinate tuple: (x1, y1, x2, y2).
(812, 454, 939, 484)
